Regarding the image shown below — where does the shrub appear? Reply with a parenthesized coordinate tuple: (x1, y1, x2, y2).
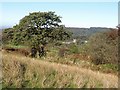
(69, 44, 79, 54)
(88, 30, 118, 65)
(3, 45, 30, 57)
(58, 47, 69, 57)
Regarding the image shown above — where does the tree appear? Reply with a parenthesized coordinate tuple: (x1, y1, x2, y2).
(2, 28, 14, 44)
(12, 11, 72, 57)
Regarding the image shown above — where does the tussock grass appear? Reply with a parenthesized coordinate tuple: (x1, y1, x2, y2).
(2, 52, 118, 88)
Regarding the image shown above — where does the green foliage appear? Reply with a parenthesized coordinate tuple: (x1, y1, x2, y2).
(2, 28, 14, 44)
(12, 11, 71, 47)
(79, 43, 89, 54)
(69, 44, 79, 54)
(2, 11, 72, 47)
(2, 11, 72, 57)
(101, 64, 118, 71)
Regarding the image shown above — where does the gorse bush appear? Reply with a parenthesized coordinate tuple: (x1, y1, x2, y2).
(88, 30, 118, 65)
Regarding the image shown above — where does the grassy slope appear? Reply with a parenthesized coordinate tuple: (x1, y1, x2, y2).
(2, 51, 118, 88)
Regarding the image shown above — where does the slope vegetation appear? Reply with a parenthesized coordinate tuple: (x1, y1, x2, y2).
(2, 51, 118, 88)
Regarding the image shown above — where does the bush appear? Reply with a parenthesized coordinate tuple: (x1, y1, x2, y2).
(88, 30, 118, 65)
(58, 47, 69, 57)
(69, 44, 79, 54)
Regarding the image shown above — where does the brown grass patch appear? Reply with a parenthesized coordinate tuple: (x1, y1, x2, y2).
(2, 51, 118, 88)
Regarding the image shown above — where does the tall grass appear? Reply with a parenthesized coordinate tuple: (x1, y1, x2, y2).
(2, 52, 118, 88)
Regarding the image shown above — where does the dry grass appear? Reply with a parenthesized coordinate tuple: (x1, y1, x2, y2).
(41, 48, 118, 75)
(2, 51, 118, 88)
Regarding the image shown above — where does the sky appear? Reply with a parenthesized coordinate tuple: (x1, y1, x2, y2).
(0, 2, 118, 28)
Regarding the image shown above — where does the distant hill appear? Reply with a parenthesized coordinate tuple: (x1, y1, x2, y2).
(66, 27, 113, 37)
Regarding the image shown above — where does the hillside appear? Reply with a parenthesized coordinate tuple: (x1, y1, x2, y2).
(2, 51, 118, 88)
(66, 27, 113, 37)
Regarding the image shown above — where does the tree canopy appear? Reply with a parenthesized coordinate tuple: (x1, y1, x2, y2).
(2, 28, 14, 44)
(10, 11, 72, 47)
